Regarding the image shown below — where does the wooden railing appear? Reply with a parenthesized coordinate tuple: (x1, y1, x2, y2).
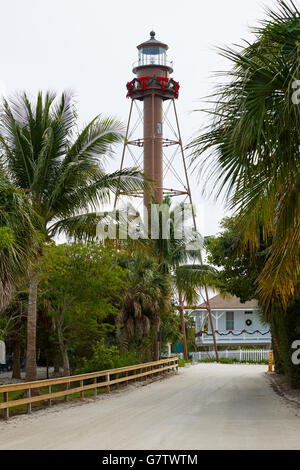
(0, 357, 178, 419)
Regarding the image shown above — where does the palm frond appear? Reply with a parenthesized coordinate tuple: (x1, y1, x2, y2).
(188, 0, 300, 307)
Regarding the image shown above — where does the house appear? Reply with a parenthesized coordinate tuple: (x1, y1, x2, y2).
(192, 294, 271, 349)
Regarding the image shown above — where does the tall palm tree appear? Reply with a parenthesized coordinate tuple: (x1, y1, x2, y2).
(116, 198, 218, 360)
(118, 254, 172, 361)
(151, 197, 217, 360)
(189, 0, 300, 310)
(0, 91, 148, 380)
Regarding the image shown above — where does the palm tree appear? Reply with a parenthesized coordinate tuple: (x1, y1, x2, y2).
(0, 168, 39, 310)
(118, 254, 172, 361)
(116, 198, 218, 360)
(0, 91, 148, 380)
(189, 0, 300, 310)
(151, 197, 217, 360)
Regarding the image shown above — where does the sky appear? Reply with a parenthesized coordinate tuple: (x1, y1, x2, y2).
(0, 0, 279, 236)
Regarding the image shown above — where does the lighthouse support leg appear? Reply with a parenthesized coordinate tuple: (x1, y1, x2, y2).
(114, 99, 134, 210)
(172, 99, 219, 362)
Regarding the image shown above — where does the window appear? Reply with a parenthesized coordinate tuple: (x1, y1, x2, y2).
(226, 311, 234, 330)
(139, 47, 166, 66)
(245, 311, 253, 315)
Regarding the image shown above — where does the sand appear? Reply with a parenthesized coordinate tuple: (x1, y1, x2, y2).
(1, 363, 300, 450)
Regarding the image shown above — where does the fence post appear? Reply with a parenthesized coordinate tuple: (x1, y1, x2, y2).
(65, 382, 70, 401)
(48, 386, 52, 407)
(27, 388, 32, 414)
(268, 351, 273, 372)
(106, 373, 110, 393)
(116, 373, 120, 388)
(80, 380, 84, 400)
(3, 392, 9, 419)
(239, 349, 242, 361)
(93, 378, 97, 396)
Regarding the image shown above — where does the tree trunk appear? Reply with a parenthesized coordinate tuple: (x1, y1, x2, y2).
(51, 317, 61, 375)
(12, 323, 21, 379)
(204, 286, 219, 362)
(57, 321, 70, 377)
(53, 352, 61, 376)
(152, 319, 160, 362)
(25, 269, 38, 381)
(179, 292, 188, 360)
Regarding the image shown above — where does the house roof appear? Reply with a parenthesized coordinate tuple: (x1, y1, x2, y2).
(197, 294, 258, 310)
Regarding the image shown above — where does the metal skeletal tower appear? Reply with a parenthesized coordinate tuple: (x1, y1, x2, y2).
(114, 31, 194, 212)
(114, 31, 219, 361)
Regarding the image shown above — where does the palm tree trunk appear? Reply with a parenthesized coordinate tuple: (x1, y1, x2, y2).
(25, 268, 38, 381)
(12, 322, 21, 379)
(57, 321, 70, 377)
(152, 319, 160, 361)
(179, 292, 188, 360)
(204, 286, 219, 362)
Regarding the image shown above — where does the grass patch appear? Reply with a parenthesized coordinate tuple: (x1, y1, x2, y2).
(178, 358, 192, 367)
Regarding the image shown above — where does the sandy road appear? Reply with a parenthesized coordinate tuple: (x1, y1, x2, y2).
(1, 363, 300, 450)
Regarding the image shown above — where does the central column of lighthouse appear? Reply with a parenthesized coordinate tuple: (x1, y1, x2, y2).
(143, 93, 163, 206)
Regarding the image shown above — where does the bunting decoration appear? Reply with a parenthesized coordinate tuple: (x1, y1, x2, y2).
(196, 329, 270, 337)
(156, 76, 169, 91)
(138, 76, 151, 90)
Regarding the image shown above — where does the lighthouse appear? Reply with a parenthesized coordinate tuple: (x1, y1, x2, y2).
(125, 31, 181, 208)
(114, 32, 219, 362)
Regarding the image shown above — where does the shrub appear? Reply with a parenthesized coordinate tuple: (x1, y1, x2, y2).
(178, 358, 192, 367)
(74, 341, 139, 375)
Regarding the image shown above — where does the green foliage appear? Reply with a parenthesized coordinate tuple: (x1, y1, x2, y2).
(0, 172, 40, 308)
(74, 340, 139, 374)
(160, 309, 182, 346)
(38, 242, 127, 366)
(0, 90, 150, 378)
(0, 90, 148, 241)
(205, 216, 268, 303)
(189, 0, 300, 308)
(118, 253, 172, 353)
(185, 313, 196, 352)
(205, 215, 300, 386)
(0, 227, 14, 251)
(178, 358, 191, 367)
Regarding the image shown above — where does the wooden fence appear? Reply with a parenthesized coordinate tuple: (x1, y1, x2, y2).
(0, 357, 178, 419)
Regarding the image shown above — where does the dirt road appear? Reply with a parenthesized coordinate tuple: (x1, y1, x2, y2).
(1, 363, 300, 450)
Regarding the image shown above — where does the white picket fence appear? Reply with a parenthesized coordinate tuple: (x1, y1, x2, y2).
(191, 349, 271, 363)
